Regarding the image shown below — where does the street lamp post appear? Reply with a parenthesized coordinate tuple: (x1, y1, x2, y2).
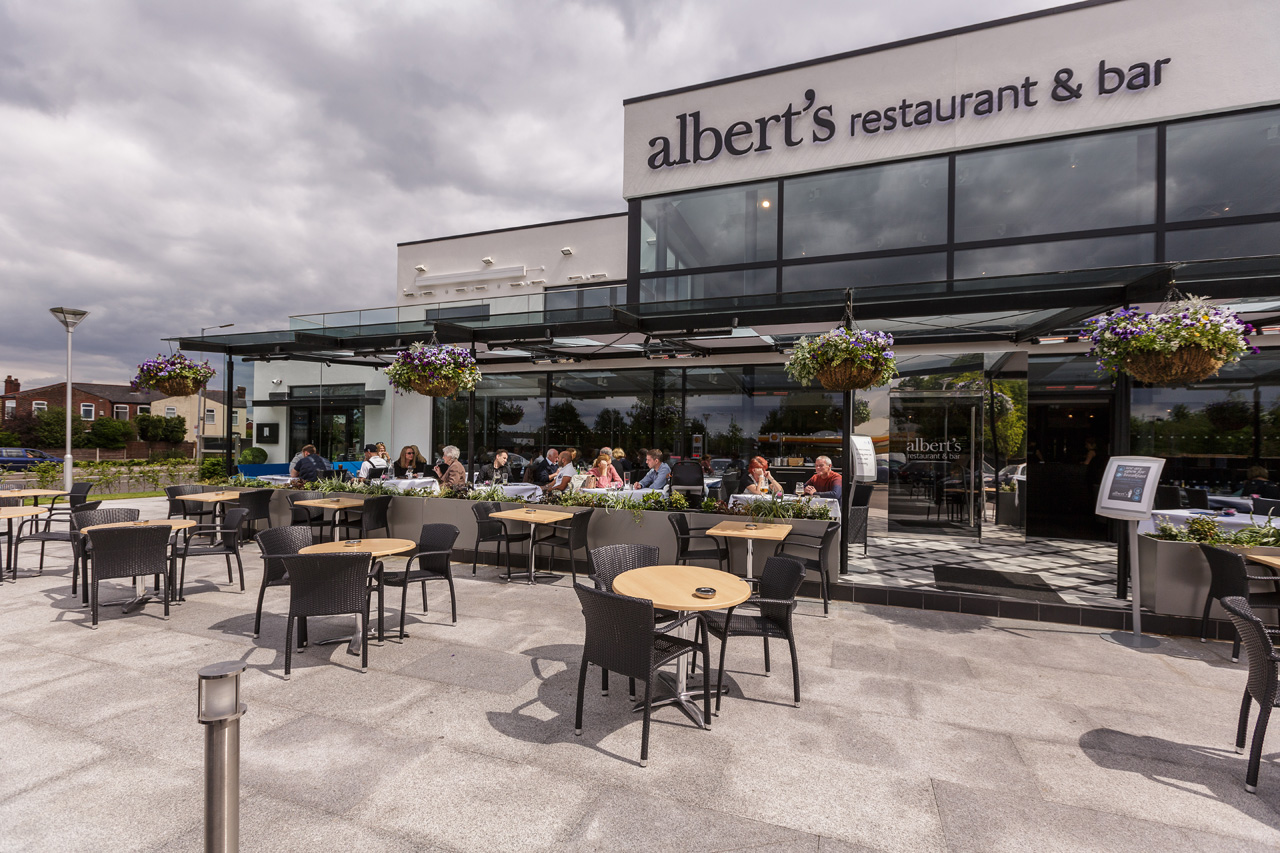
(49, 308, 89, 493)
(196, 325, 234, 469)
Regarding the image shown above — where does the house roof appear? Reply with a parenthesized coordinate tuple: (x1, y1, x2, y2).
(3, 381, 164, 404)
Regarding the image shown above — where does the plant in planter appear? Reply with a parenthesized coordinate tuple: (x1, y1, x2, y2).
(785, 327, 897, 391)
(494, 400, 524, 426)
(385, 342, 481, 397)
(132, 353, 216, 397)
(1203, 394, 1252, 432)
(1085, 295, 1256, 385)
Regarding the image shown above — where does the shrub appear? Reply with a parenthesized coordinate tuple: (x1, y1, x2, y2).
(88, 417, 135, 450)
(30, 460, 64, 489)
(32, 407, 91, 449)
(0, 429, 20, 447)
(238, 446, 268, 465)
(135, 413, 187, 444)
(198, 456, 227, 482)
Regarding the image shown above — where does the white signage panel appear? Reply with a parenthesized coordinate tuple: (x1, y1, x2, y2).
(851, 434, 877, 483)
(1095, 455, 1166, 521)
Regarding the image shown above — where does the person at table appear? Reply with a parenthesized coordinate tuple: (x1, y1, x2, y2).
(358, 444, 390, 480)
(393, 445, 428, 478)
(744, 456, 782, 496)
(529, 448, 559, 486)
(700, 456, 714, 476)
(434, 445, 469, 490)
(629, 448, 672, 491)
(611, 446, 632, 481)
(1242, 465, 1272, 497)
(480, 449, 511, 483)
(294, 445, 329, 483)
(375, 442, 393, 466)
(584, 454, 623, 489)
(802, 455, 843, 499)
(544, 448, 579, 493)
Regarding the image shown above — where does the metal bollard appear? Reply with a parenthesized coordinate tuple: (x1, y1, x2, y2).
(197, 662, 247, 853)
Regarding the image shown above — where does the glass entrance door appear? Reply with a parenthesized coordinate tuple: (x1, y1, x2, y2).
(888, 391, 983, 538)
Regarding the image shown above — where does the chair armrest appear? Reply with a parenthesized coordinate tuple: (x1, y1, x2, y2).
(747, 596, 798, 609)
(655, 611, 702, 635)
(404, 548, 454, 571)
(1245, 574, 1280, 582)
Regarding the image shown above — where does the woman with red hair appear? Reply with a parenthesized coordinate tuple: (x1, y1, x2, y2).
(744, 456, 783, 496)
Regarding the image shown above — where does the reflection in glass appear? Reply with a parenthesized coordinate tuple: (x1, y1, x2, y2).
(1166, 108, 1280, 222)
(1166, 221, 1280, 262)
(640, 268, 776, 302)
(783, 158, 948, 258)
(953, 234, 1154, 279)
(955, 128, 1156, 241)
(545, 284, 625, 313)
(434, 373, 548, 469)
(782, 254, 947, 294)
(640, 182, 778, 273)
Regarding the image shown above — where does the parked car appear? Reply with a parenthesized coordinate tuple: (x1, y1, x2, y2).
(0, 448, 63, 470)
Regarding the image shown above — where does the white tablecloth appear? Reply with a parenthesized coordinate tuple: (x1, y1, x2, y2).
(382, 477, 439, 494)
(1207, 495, 1255, 512)
(258, 475, 293, 485)
(488, 482, 543, 501)
(1138, 509, 1280, 535)
(579, 487, 663, 499)
(728, 492, 841, 519)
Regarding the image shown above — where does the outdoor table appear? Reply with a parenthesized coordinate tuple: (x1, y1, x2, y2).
(612, 563, 751, 728)
(5, 488, 69, 507)
(0, 505, 47, 580)
(294, 495, 368, 541)
(1209, 495, 1256, 513)
(80, 518, 197, 611)
(1139, 509, 1280, 535)
(180, 490, 245, 526)
(381, 477, 439, 494)
(727, 492, 840, 520)
(581, 487, 661, 498)
(1246, 554, 1280, 573)
(299, 537, 415, 653)
(489, 506, 574, 584)
(703, 519, 793, 579)
(478, 482, 541, 502)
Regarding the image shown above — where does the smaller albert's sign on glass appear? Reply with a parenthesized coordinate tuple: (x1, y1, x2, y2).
(1095, 456, 1166, 520)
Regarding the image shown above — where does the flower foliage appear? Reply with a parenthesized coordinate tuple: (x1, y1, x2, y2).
(131, 353, 215, 392)
(784, 327, 897, 388)
(384, 342, 481, 395)
(1085, 296, 1256, 376)
(951, 380, 1014, 417)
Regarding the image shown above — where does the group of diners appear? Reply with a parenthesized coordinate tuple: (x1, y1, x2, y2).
(287, 442, 460, 486)
(742, 455, 843, 500)
(526, 446, 674, 494)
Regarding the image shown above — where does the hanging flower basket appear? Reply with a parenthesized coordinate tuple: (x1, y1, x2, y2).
(496, 400, 524, 425)
(1203, 395, 1253, 432)
(786, 328, 896, 391)
(1085, 295, 1256, 387)
(385, 342, 481, 398)
(132, 353, 215, 397)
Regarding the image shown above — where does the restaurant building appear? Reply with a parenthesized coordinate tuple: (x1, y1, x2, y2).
(179, 0, 1280, 561)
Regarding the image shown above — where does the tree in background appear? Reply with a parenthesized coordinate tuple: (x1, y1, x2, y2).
(89, 417, 135, 450)
(134, 413, 187, 444)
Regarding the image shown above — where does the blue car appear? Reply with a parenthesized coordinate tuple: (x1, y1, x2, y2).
(0, 448, 63, 470)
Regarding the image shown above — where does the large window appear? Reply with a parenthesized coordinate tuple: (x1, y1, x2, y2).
(639, 269, 775, 303)
(113, 405, 129, 420)
(1166, 221, 1280, 262)
(434, 373, 549, 467)
(784, 157, 948, 258)
(32, 401, 47, 413)
(640, 181, 777, 273)
(1166, 108, 1280, 222)
(954, 234, 1154, 279)
(545, 284, 624, 313)
(782, 254, 947, 294)
(954, 128, 1156, 242)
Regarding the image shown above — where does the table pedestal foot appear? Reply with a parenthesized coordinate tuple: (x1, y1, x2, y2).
(630, 671, 725, 730)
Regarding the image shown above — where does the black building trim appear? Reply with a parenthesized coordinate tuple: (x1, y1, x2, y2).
(397, 211, 627, 248)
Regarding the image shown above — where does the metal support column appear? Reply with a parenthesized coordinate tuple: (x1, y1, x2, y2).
(224, 356, 235, 478)
(838, 290, 855, 574)
(466, 344, 477, 482)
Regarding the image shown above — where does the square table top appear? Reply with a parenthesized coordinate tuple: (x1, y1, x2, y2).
(300, 538, 417, 558)
(82, 518, 198, 533)
(491, 507, 575, 525)
(705, 519, 793, 541)
(1247, 554, 1280, 572)
(294, 496, 367, 510)
(181, 490, 244, 503)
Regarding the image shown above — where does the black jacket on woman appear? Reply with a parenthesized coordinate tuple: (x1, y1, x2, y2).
(393, 460, 428, 478)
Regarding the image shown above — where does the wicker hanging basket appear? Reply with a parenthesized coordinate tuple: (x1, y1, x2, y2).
(408, 376, 459, 397)
(816, 362, 883, 392)
(1123, 346, 1225, 386)
(498, 411, 522, 426)
(152, 376, 204, 397)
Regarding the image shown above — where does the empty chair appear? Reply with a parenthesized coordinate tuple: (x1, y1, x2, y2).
(177, 508, 250, 599)
(44, 482, 95, 529)
(573, 582, 710, 767)
(705, 555, 806, 710)
(16, 499, 103, 577)
(275, 552, 375, 679)
(1261, 482, 1280, 500)
(234, 489, 274, 537)
(287, 490, 328, 542)
(1218, 596, 1280, 793)
(72, 507, 141, 602)
(84, 525, 172, 628)
(472, 501, 530, 578)
(252, 525, 315, 639)
(668, 460, 705, 501)
(532, 508, 592, 583)
(588, 543, 670, 698)
(1198, 545, 1280, 662)
(333, 495, 391, 541)
(774, 520, 840, 616)
(1153, 485, 1183, 510)
(1184, 488, 1211, 510)
(382, 523, 460, 638)
(668, 512, 728, 571)
(719, 471, 741, 503)
(165, 484, 215, 523)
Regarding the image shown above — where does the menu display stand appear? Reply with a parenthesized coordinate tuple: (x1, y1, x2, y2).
(1094, 456, 1165, 649)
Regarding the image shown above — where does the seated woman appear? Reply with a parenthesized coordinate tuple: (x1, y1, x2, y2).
(544, 448, 580, 493)
(393, 445, 428, 478)
(584, 454, 623, 489)
(744, 456, 783, 496)
(1241, 465, 1272, 497)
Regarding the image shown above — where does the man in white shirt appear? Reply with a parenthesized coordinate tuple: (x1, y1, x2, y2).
(358, 443, 390, 480)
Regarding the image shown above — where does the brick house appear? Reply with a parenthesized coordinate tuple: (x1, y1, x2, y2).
(1, 376, 166, 424)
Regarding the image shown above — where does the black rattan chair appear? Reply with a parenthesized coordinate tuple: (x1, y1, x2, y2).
(16, 499, 102, 577)
(44, 482, 95, 529)
(1219, 596, 1280, 793)
(587, 543, 672, 698)
(668, 460, 705, 501)
(1184, 488, 1211, 510)
(775, 520, 840, 616)
(177, 508, 249, 599)
(533, 508, 592, 582)
(84, 525, 172, 628)
(287, 490, 328, 542)
(1153, 484, 1183, 510)
(719, 471, 741, 502)
(275, 552, 375, 679)
(234, 489, 274, 537)
(573, 582, 709, 767)
(382, 523, 460, 638)
(472, 501, 531, 578)
(668, 512, 727, 570)
(72, 507, 140, 602)
(165, 484, 215, 523)
(252, 525, 315, 639)
(333, 495, 391, 541)
(1198, 544, 1280, 662)
(706, 555, 806, 711)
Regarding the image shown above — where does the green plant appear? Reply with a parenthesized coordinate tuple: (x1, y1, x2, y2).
(30, 460, 63, 489)
(701, 496, 720, 513)
(88, 417, 135, 450)
(197, 457, 226, 482)
(0, 429, 20, 447)
(385, 342, 481, 395)
(135, 413, 187, 444)
(238, 446, 268, 465)
(784, 327, 897, 389)
(86, 460, 123, 493)
(32, 407, 91, 449)
(1085, 296, 1257, 376)
(1146, 514, 1229, 544)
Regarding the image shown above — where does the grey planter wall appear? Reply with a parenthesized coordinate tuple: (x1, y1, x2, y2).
(1137, 536, 1280, 618)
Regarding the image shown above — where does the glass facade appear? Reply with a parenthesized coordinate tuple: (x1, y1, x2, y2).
(1166, 110, 1280, 222)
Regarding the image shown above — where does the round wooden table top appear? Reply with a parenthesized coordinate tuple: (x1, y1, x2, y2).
(300, 538, 417, 558)
(82, 518, 198, 533)
(0, 505, 48, 520)
(612, 564, 751, 612)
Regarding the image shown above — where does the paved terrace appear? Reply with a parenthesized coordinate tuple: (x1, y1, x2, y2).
(0, 497, 1277, 852)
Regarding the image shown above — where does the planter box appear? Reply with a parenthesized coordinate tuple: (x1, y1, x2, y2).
(1137, 536, 1280, 618)
(995, 492, 1019, 526)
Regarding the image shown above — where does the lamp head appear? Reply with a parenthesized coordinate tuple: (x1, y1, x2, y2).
(197, 661, 246, 724)
(49, 307, 88, 330)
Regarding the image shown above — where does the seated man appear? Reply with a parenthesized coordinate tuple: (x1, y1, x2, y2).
(434, 445, 469, 490)
(294, 445, 329, 483)
(803, 455, 843, 500)
(630, 448, 672, 491)
(529, 448, 558, 486)
(357, 444, 389, 480)
(479, 449, 511, 483)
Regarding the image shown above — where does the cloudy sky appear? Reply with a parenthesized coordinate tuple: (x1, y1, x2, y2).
(0, 0, 1063, 390)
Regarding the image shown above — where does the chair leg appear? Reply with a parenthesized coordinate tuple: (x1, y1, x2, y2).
(472, 541, 479, 576)
(628, 677, 636, 700)
(285, 616, 294, 679)
(715, 633, 730, 712)
(640, 676, 653, 767)
(1200, 592, 1214, 643)
(421, 581, 428, 612)
(699, 631, 712, 726)
(225, 555, 234, 584)
(788, 634, 800, 707)
(446, 574, 457, 624)
(399, 582, 410, 640)
(601, 667, 609, 697)
(1237, 689, 1252, 754)
(360, 604, 369, 673)
(574, 658, 588, 735)
(234, 552, 244, 592)
(1246, 702, 1272, 793)
(763, 634, 771, 674)
(821, 567, 830, 616)
(253, 583, 268, 638)
(90, 578, 99, 628)
(1232, 634, 1242, 663)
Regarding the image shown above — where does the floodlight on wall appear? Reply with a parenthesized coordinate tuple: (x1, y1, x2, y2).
(414, 264, 428, 273)
(567, 275, 585, 282)
(529, 279, 546, 285)
(422, 290, 435, 296)
(589, 273, 608, 279)
(561, 247, 573, 256)
(474, 284, 488, 291)
(481, 257, 494, 265)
